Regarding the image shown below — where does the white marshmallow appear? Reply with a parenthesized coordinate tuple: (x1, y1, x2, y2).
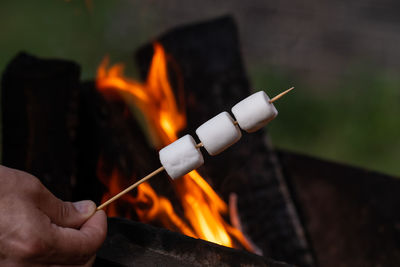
(195, 111, 242, 156)
(159, 134, 204, 179)
(231, 91, 278, 133)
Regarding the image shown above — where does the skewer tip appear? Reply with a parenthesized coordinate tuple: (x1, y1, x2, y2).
(269, 87, 294, 103)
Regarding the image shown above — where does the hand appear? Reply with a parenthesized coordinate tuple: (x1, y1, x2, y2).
(0, 165, 107, 266)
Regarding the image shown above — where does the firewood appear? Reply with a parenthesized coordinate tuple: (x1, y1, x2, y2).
(1, 53, 80, 200)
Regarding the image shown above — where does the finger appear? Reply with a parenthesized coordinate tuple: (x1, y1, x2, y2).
(45, 210, 107, 265)
(33, 182, 96, 228)
(17, 170, 96, 228)
(47, 199, 96, 229)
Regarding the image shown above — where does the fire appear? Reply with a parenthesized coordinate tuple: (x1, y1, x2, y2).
(96, 42, 253, 250)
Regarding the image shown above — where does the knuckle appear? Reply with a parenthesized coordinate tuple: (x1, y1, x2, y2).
(24, 176, 49, 201)
(27, 176, 43, 192)
(19, 175, 44, 197)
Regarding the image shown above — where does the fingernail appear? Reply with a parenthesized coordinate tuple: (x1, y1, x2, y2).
(73, 200, 96, 215)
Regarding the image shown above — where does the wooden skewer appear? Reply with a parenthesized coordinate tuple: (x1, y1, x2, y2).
(195, 142, 203, 148)
(97, 166, 165, 210)
(269, 87, 294, 103)
(96, 87, 294, 210)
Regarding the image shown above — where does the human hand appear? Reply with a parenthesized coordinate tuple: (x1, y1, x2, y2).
(0, 165, 107, 266)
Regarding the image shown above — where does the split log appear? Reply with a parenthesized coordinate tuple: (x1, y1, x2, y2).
(95, 217, 292, 267)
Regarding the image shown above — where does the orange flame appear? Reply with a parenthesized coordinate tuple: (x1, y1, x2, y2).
(96, 42, 253, 250)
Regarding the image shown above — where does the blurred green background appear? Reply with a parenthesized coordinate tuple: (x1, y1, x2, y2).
(1, 0, 399, 176)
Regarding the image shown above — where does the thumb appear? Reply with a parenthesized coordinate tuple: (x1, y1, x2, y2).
(41, 198, 97, 228)
(52, 200, 97, 228)
(32, 179, 97, 228)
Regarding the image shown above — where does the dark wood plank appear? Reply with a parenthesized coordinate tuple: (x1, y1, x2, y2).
(96, 218, 292, 267)
(278, 149, 400, 266)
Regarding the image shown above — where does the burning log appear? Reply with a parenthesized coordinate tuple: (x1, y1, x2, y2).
(1, 53, 80, 200)
(92, 15, 307, 264)
(96, 17, 293, 255)
(135, 16, 314, 266)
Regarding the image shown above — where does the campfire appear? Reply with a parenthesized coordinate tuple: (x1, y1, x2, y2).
(0, 16, 313, 266)
(3, 15, 399, 267)
(96, 42, 255, 250)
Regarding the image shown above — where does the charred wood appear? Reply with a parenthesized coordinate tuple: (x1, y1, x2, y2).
(1, 53, 80, 200)
(95, 217, 292, 267)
